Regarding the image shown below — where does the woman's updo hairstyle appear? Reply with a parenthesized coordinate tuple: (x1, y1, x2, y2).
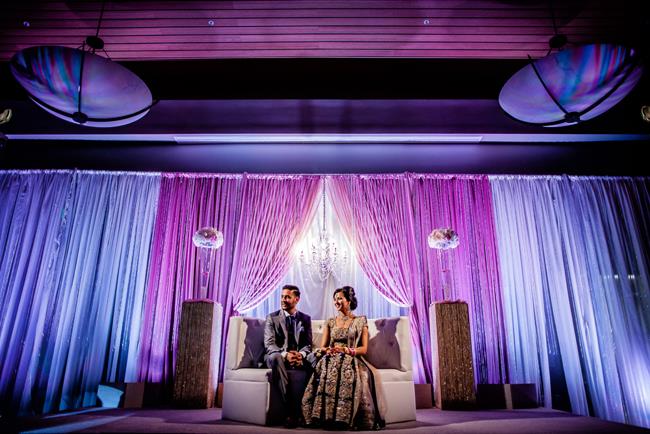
(334, 286, 358, 311)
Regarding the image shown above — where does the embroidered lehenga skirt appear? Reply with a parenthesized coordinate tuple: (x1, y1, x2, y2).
(302, 351, 383, 430)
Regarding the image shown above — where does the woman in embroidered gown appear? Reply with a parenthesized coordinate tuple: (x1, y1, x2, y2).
(302, 286, 385, 430)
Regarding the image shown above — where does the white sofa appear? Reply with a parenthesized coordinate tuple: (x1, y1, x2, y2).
(222, 315, 416, 425)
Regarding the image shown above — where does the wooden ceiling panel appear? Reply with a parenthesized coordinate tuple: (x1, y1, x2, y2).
(0, 0, 639, 60)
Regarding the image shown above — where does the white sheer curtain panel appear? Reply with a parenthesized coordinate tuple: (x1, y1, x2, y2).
(490, 176, 650, 428)
(244, 187, 405, 320)
(0, 171, 160, 415)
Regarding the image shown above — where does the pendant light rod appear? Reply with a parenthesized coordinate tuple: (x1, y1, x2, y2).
(86, 1, 106, 52)
(547, 0, 567, 52)
(549, 0, 559, 37)
(96, 1, 106, 38)
(74, 1, 106, 123)
(73, 49, 88, 124)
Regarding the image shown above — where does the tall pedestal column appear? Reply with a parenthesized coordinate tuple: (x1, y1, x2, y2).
(173, 300, 223, 408)
(429, 301, 476, 409)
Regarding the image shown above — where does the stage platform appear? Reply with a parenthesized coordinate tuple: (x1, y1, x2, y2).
(4, 407, 649, 433)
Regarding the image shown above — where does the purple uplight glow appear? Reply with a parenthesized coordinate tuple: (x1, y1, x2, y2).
(499, 44, 643, 127)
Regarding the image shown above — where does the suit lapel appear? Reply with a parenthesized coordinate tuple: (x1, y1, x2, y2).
(295, 312, 307, 348)
(276, 311, 288, 342)
(294, 313, 302, 344)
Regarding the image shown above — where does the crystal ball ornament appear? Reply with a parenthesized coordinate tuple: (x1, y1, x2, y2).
(192, 227, 224, 249)
(192, 227, 224, 300)
(499, 44, 643, 127)
(428, 228, 460, 250)
(428, 228, 460, 301)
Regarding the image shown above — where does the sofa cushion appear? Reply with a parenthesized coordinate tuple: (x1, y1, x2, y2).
(312, 320, 326, 348)
(236, 318, 267, 369)
(366, 317, 404, 370)
(372, 368, 413, 382)
(225, 368, 272, 382)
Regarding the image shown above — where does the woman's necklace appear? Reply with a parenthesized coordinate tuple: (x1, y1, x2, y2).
(336, 312, 354, 328)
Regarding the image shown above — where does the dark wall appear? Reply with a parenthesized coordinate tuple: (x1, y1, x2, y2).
(1, 140, 647, 176)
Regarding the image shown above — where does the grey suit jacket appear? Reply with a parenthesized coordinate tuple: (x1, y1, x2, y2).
(264, 309, 312, 358)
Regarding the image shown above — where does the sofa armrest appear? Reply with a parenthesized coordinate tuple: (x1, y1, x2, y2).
(225, 316, 243, 370)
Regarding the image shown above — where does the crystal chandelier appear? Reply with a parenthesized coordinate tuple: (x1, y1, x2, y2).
(300, 186, 347, 282)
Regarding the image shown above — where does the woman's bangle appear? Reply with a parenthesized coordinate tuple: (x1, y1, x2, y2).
(350, 347, 356, 357)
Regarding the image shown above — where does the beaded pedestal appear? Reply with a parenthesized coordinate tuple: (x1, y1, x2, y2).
(430, 301, 476, 410)
(173, 300, 222, 408)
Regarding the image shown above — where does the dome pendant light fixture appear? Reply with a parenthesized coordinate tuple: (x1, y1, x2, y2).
(499, 1, 643, 127)
(499, 44, 643, 127)
(9, 2, 155, 127)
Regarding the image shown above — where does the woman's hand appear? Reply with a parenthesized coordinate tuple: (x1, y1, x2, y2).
(330, 346, 354, 355)
(318, 346, 354, 356)
(316, 347, 332, 357)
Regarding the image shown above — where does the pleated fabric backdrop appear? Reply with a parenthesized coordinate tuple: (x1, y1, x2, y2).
(491, 176, 650, 428)
(0, 171, 160, 415)
(0, 170, 648, 429)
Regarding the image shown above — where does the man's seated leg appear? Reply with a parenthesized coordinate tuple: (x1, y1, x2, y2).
(266, 352, 289, 403)
(288, 367, 311, 424)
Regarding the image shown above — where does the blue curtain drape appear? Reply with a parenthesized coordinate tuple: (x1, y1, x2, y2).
(0, 170, 160, 416)
(490, 176, 650, 428)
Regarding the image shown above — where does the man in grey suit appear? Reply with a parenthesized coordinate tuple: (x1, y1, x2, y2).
(264, 284, 313, 428)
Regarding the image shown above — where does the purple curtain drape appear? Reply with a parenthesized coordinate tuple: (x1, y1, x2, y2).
(225, 175, 322, 315)
(410, 174, 507, 384)
(137, 174, 242, 384)
(327, 175, 429, 382)
(136, 172, 506, 388)
(137, 174, 321, 385)
(328, 174, 507, 385)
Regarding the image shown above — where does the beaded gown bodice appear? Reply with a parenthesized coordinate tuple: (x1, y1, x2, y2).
(327, 316, 365, 348)
(329, 325, 350, 347)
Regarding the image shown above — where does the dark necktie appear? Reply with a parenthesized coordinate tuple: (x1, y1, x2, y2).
(286, 315, 297, 351)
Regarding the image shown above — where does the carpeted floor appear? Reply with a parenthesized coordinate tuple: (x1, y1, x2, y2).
(4, 407, 650, 433)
